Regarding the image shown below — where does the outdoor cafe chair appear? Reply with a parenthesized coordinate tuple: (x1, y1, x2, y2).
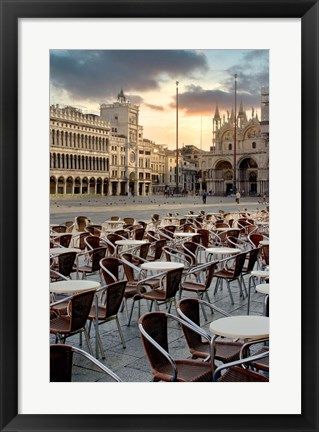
(84, 235, 107, 251)
(88, 280, 127, 358)
(212, 251, 248, 304)
(134, 267, 183, 316)
(138, 311, 213, 382)
(50, 289, 95, 355)
(120, 253, 160, 326)
(75, 247, 107, 280)
(176, 297, 244, 364)
(50, 344, 121, 382)
(197, 229, 221, 248)
(50, 251, 77, 282)
(179, 262, 219, 314)
(75, 215, 91, 232)
(145, 239, 166, 262)
(56, 234, 73, 248)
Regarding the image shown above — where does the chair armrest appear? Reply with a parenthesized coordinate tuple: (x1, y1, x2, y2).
(212, 350, 269, 382)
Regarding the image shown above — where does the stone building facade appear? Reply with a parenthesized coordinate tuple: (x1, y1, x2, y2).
(50, 88, 269, 197)
(201, 87, 269, 196)
(50, 105, 111, 195)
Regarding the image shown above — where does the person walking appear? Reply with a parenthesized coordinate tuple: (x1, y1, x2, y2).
(202, 191, 207, 204)
(235, 191, 241, 204)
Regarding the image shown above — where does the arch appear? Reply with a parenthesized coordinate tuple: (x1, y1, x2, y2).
(74, 176, 81, 194)
(96, 177, 103, 194)
(50, 176, 57, 194)
(66, 176, 73, 194)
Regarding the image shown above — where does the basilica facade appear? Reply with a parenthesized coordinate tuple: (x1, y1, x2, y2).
(200, 87, 269, 196)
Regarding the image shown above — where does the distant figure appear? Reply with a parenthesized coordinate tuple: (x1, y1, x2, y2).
(202, 191, 207, 204)
(236, 191, 241, 204)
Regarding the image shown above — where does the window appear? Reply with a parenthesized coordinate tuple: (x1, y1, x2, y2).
(252, 142, 256, 149)
(228, 144, 232, 150)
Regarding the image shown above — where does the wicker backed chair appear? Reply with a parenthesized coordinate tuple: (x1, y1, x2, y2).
(50, 251, 77, 281)
(212, 251, 248, 304)
(138, 311, 214, 382)
(120, 253, 161, 326)
(212, 350, 269, 382)
(104, 233, 125, 256)
(151, 214, 161, 229)
(146, 239, 166, 261)
(85, 224, 103, 236)
(84, 235, 107, 251)
(58, 234, 73, 248)
(76, 247, 107, 280)
(50, 289, 95, 354)
(88, 280, 127, 358)
(135, 267, 183, 315)
(50, 344, 121, 382)
(75, 216, 91, 232)
(132, 227, 145, 241)
(248, 232, 264, 248)
(179, 261, 218, 310)
(176, 297, 244, 364)
(197, 229, 221, 248)
(123, 217, 135, 226)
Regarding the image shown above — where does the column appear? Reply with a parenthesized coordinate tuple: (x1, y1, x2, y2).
(142, 182, 145, 196)
(55, 181, 58, 194)
(107, 182, 112, 196)
(63, 182, 67, 195)
(117, 181, 121, 196)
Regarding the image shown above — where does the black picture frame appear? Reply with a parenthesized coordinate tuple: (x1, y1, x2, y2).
(0, 1, 318, 431)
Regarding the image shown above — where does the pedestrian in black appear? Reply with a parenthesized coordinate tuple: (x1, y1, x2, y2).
(202, 191, 207, 204)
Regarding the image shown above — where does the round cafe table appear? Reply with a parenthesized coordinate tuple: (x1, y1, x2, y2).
(259, 240, 269, 246)
(50, 247, 81, 255)
(209, 315, 269, 340)
(50, 279, 100, 295)
(205, 247, 241, 261)
(115, 239, 147, 246)
(141, 261, 184, 272)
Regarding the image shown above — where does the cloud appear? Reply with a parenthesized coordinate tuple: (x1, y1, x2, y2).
(144, 103, 165, 111)
(50, 50, 208, 103)
(169, 85, 261, 116)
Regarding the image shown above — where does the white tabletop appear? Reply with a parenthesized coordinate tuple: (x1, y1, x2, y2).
(259, 240, 270, 246)
(206, 247, 241, 255)
(103, 220, 124, 224)
(256, 283, 269, 295)
(251, 269, 269, 278)
(50, 280, 100, 294)
(209, 315, 269, 339)
(50, 247, 81, 255)
(115, 239, 147, 246)
(184, 214, 199, 218)
(141, 261, 184, 271)
(215, 227, 240, 232)
(174, 232, 197, 238)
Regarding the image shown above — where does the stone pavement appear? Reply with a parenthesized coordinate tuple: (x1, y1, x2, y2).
(50, 194, 268, 382)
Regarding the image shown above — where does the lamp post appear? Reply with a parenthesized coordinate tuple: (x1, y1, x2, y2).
(233, 74, 237, 193)
(176, 81, 179, 196)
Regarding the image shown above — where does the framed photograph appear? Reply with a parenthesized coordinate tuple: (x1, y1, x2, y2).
(1, 0, 318, 431)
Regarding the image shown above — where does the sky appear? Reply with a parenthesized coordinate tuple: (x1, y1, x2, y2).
(50, 49, 269, 151)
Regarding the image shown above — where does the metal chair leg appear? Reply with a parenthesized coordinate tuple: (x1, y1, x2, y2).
(226, 280, 234, 304)
(116, 316, 126, 349)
